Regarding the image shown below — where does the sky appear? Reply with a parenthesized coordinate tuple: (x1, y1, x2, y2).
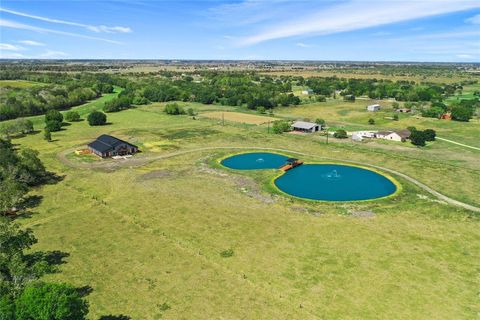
(0, 0, 479, 62)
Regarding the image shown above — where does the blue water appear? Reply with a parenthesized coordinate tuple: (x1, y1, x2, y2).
(221, 152, 289, 170)
(275, 164, 396, 201)
(221, 153, 397, 201)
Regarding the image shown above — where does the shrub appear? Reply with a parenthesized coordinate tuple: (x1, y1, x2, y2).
(334, 129, 348, 139)
(220, 249, 234, 258)
(451, 105, 474, 122)
(410, 130, 426, 147)
(257, 106, 266, 114)
(44, 129, 52, 142)
(316, 95, 327, 102)
(272, 120, 291, 134)
(423, 129, 436, 141)
(315, 118, 325, 125)
(393, 114, 399, 121)
(368, 118, 375, 125)
(64, 111, 81, 122)
(15, 282, 88, 320)
(45, 120, 62, 132)
(186, 108, 196, 116)
(164, 103, 185, 115)
(87, 111, 107, 126)
(45, 109, 63, 123)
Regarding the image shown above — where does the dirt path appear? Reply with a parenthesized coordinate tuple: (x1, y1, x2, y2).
(437, 137, 480, 151)
(57, 146, 480, 213)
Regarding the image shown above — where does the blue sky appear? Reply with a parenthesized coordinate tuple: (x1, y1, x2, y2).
(1, 0, 479, 62)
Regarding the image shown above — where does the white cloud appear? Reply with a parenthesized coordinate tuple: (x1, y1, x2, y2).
(0, 19, 123, 44)
(18, 40, 45, 46)
(0, 8, 132, 33)
(237, 0, 480, 46)
(465, 14, 480, 24)
(456, 54, 475, 59)
(296, 42, 314, 48)
(0, 52, 28, 59)
(40, 50, 69, 59)
(0, 43, 25, 51)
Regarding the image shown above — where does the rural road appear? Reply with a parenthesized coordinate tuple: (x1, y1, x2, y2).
(58, 146, 480, 213)
(437, 137, 480, 151)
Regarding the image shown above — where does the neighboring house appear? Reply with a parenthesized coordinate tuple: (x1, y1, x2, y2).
(88, 134, 138, 158)
(441, 113, 452, 120)
(367, 104, 381, 112)
(376, 129, 411, 142)
(301, 89, 314, 95)
(352, 133, 364, 142)
(395, 108, 411, 113)
(291, 121, 321, 133)
(352, 131, 376, 138)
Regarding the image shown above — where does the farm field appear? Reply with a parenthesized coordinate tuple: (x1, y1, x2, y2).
(0, 79, 44, 88)
(9, 94, 480, 319)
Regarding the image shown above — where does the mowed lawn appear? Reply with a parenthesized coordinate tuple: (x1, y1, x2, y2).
(11, 100, 480, 319)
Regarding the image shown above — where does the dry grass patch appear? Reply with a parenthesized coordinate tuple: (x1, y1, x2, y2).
(201, 111, 277, 125)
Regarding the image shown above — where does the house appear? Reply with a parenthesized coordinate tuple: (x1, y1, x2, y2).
(376, 129, 411, 142)
(291, 121, 320, 133)
(352, 131, 376, 138)
(301, 89, 314, 95)
(395, 108, 411, 113)
(367, 104, 381, 112)
(352, 133, 364, 142)
(88, 134, 138, 158)
(441, 113, 452, 120)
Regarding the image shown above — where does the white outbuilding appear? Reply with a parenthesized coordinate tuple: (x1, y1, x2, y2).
(367, 104, 381, 112)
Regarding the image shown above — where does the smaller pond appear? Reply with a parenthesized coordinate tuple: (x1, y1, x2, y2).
(221, 152, 289, 170)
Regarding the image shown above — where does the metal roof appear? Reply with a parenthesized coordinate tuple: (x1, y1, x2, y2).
(291, 121, 318, 129)
(88, 134, 137, 153)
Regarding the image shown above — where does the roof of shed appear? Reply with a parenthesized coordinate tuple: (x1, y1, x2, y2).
(291, 121, 318, 129)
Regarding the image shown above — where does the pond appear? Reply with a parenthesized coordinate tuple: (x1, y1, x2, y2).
(221, 152, 397, 201)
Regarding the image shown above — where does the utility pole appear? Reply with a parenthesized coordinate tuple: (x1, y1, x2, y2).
(326, 127, 329, 145)
(267, 121, 270, 133)
(222, 112, 224, 126)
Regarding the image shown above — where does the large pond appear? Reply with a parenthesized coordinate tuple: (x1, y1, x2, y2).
(221, 152, 397, 201)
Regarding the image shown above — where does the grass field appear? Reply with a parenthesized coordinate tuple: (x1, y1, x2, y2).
(0, 80, 44, 88)
(201, 111, 277, 124)
(7, 93, 480, 319)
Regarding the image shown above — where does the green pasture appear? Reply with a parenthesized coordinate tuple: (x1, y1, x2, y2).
(0, 80, 44, 88)
(6, 93, 480, 319)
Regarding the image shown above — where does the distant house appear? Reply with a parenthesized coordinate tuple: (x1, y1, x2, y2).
(395, 108, 411, 113)
(88, 134, 138, 158)
(301, 89, 314, 95)
(291, 121, 320, 133)
(367, 104, 381, 112)
(352, 133, 364, 142)
(441, 113, 452, 120)
(352, 131, 376, 138)
(375, 129, 411, 142)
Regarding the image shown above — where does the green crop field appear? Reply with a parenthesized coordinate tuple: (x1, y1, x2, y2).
(7, 90, 480, 319)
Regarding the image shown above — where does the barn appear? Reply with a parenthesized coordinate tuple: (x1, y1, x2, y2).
(88, 134, 138, 158)
(291, 121, 321, 133)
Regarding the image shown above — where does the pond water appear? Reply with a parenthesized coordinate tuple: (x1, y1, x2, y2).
(221, 152, 289, 170)
(221, 152, 397, 201)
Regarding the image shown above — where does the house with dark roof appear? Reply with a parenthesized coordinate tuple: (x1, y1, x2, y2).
(88, 134, 138, 158)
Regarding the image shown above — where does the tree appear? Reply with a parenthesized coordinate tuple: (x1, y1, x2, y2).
(64, 111, 81, 122)
(423, 129, 436, 141)
(368, 118, 375, 125)
(257, 106, 266, 114)
(315, 118, 325, 126)
(45, 110, 63, 123)
(87, 111, 107, 126)
(45, 120, 62, 132)
(164, 103, 185, 115)
(393, 114, 399, 121)
(451, 106, 473, 122)
(44, 129, 52, 142)
(0, 176, 27, 215)
(272, 120, 291, 134)
(410, 130, 426, 147)
(15, 282, 88, 320)
(333, 129, 348, 139)
(392, 102, 400, 109)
